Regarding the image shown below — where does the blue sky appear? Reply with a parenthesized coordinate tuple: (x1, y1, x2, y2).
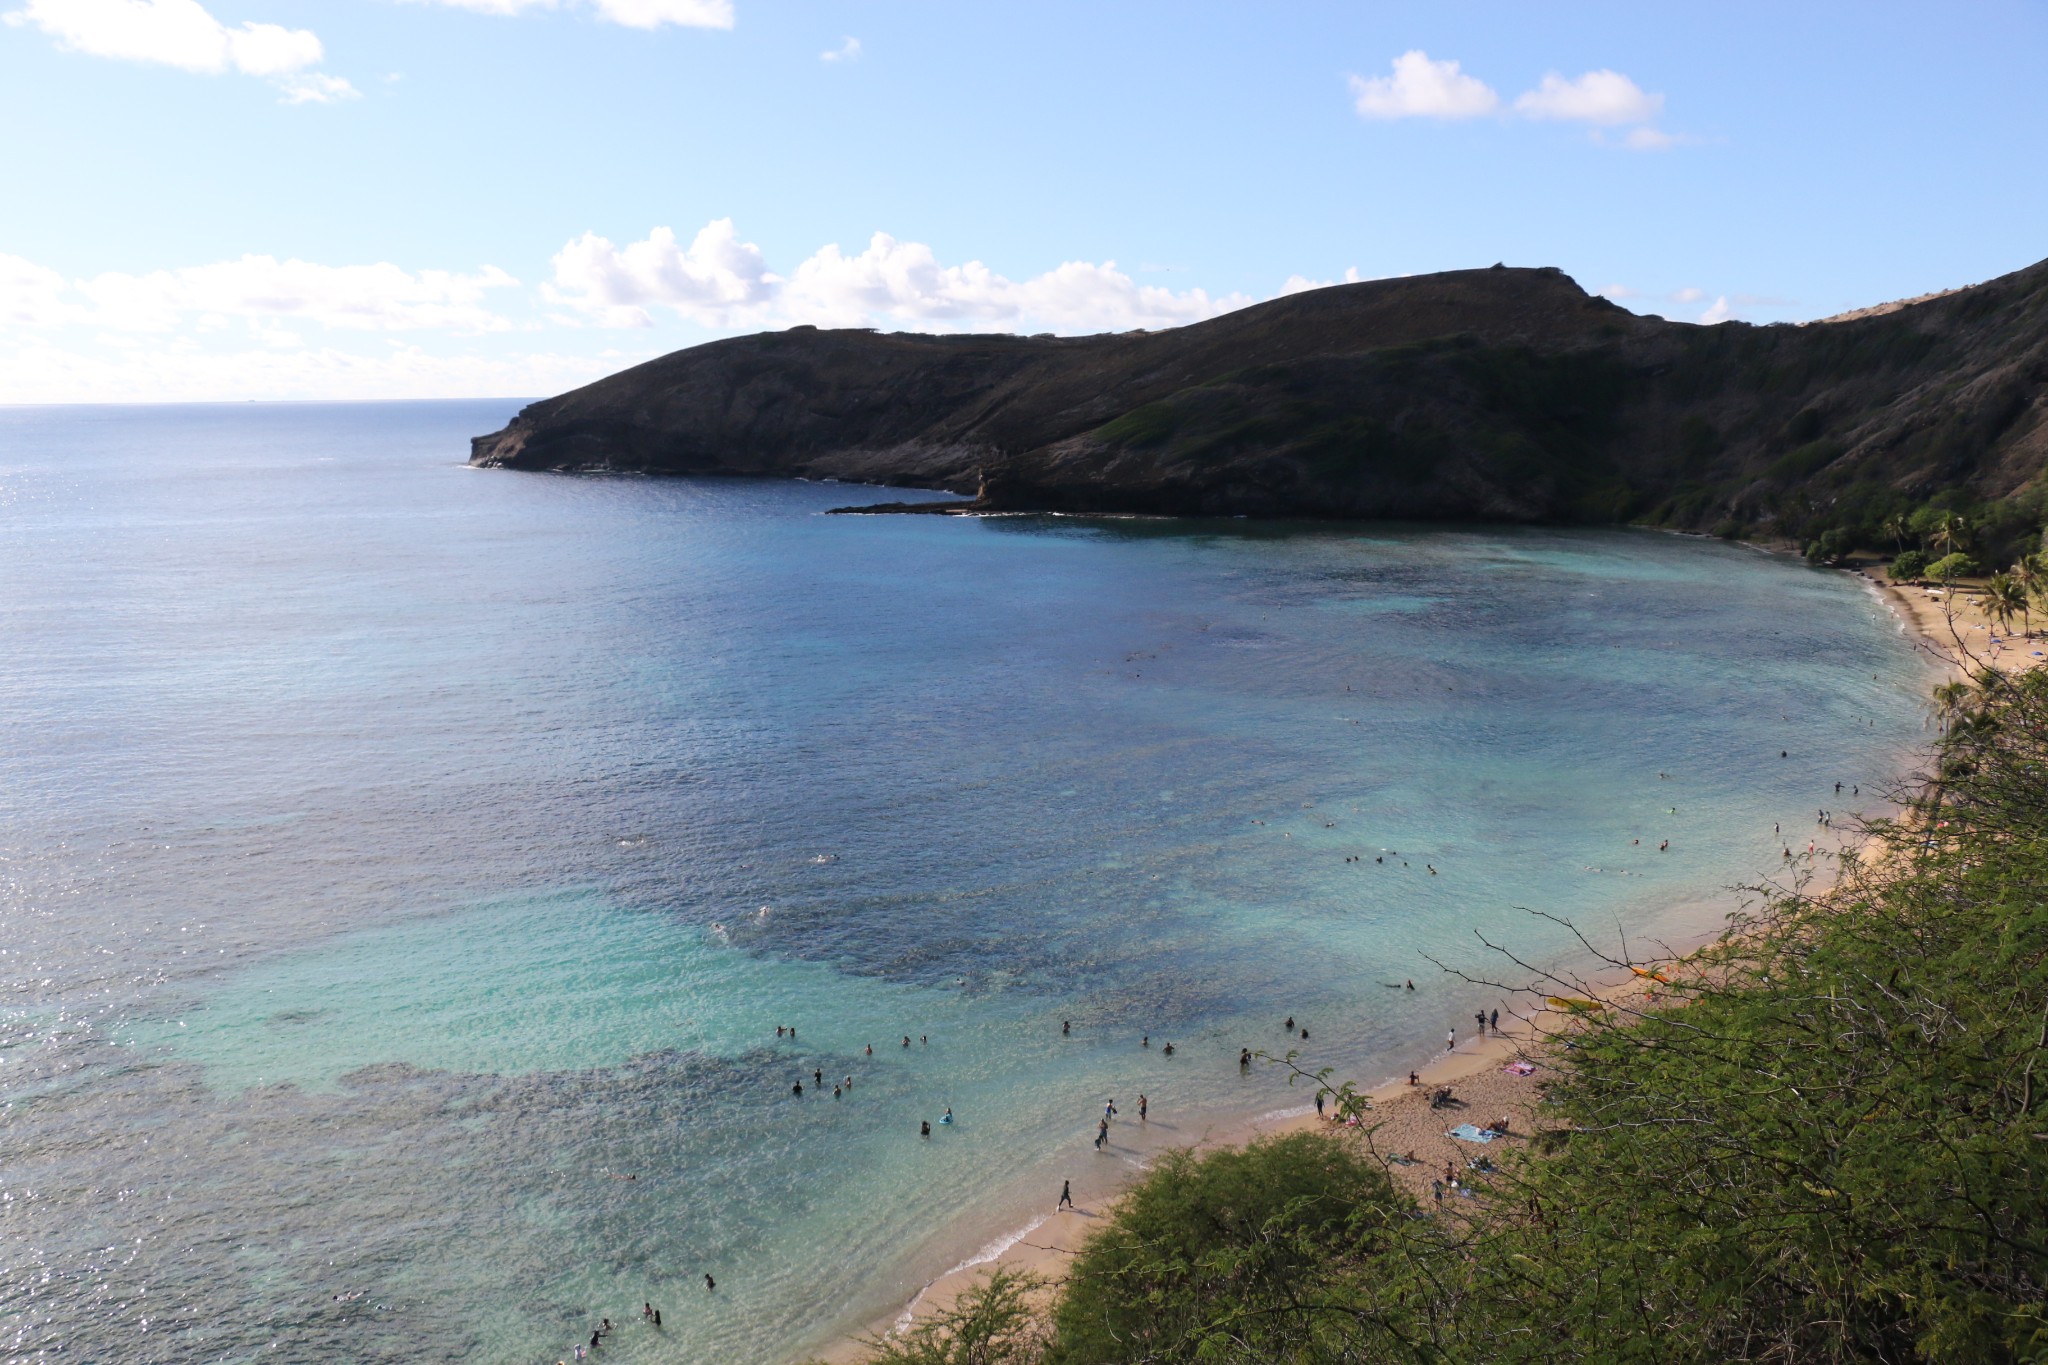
(2, 0, 2044, 401)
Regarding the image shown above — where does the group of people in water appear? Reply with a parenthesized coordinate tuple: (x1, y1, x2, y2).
(557, 1292, 719, 1362)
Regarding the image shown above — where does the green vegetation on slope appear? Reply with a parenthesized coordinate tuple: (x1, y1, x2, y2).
(836, 666, 2048, 1363)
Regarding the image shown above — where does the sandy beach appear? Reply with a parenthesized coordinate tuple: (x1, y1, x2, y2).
(1862, 564, 2047, 678)
(813, 557, 2033, 1363)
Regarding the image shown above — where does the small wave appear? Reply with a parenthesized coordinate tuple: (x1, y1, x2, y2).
(1257, 1104, 1316, 1123)
(893, 1213, 1052, 1333)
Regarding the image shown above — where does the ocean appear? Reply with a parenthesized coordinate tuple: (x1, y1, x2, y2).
(0, 400, 1930, 1363)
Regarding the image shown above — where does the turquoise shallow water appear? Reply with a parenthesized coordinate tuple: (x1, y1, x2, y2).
(0, 401, 1930, 1363)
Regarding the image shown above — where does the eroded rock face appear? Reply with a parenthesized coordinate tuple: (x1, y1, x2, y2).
(472, 259, 2048, 531)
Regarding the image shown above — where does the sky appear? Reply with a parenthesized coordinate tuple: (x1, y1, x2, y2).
(1, 0, 2044, 403)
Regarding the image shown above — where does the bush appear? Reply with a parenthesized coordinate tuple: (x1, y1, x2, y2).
(1927, 551, 1980, 580)
(1889, 548, 1930, 580)
(1047, 1131, 1412, 1364)
(1804, 526, 1855, 565)
(830, 1267, 1046, 1365)
(1449, 668, 2048, 1362)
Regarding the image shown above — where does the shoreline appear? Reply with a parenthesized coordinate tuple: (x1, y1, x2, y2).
(812, 863, 1878, 1362)
(803, 555, 1989, 1364)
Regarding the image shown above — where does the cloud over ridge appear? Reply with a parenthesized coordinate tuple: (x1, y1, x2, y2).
(546, 221, 1254, 332)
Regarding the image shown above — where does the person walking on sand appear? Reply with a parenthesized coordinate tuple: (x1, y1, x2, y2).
(1315, 1089, 1325, 1118)
(1138, 1094, 1148, 1121)
(1059, 1180, 1074, 1211)
(1446, 1028, 1456, 1051)
(1475, 1010, 1486, 1037)
(1489, 1008, 1499, 1033)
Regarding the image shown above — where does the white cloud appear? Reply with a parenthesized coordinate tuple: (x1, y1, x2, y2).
(6, 0, 321, 73)
(1279, 268, 1365, 295)
(544, 219, 776, 328)
(12, 255, 521, 333)
(1597, 282, 1639, 300)
(1669, 286, 1705, 304)
(820, 34, 859, 62)
(1699, 296, 1733, 324)
(275, 71, 360, 103)
(5, 0, 368, 102)
(1348, 50, 1499, 120)
(0, 253, 76, 327)
(411, 0, 551, 13)
(589, 0, 731, 29)
(1512, 69, 1662, 125)
(410, 0, 732, 26)
(1623, 126, 1678, 151)
(546, 222, 1253, 333)
(0, 336, 635, 403)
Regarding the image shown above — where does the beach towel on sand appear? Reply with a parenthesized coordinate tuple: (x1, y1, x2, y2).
(1448, 1123, 1496, 1143)
(1503, 1061, 1536, 1076)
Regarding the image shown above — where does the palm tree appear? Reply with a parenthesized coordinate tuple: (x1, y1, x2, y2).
(2009, 556, 2039, 638)
(1931, 679, 1976, 735)
(1930, 511, 1967, 558)
(1882, 512, 1909, 553)
(1985, 574, 2025, 637)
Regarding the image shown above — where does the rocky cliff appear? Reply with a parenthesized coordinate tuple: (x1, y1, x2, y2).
(471, 258, 2048, 546)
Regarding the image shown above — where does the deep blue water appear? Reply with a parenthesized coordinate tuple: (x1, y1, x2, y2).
(0, 401, 1929, 1363)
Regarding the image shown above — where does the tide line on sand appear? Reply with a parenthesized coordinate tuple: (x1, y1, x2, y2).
(893, 1212, 1053, 1332)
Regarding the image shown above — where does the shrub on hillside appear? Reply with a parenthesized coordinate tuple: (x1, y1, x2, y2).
(1047, 1131, 1413, 1364)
